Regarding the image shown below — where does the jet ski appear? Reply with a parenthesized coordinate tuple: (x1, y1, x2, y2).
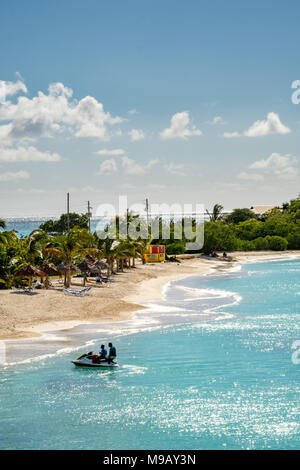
(72, 352, 119, 368)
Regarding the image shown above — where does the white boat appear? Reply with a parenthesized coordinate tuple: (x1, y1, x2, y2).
(72, 353, 119, 368)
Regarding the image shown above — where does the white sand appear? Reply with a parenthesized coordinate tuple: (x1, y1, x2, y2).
(0, 251, 299, 340)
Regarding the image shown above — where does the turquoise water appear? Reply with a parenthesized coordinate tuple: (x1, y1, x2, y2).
(0, 259, 299, 449)
(5, 218, 108, 237)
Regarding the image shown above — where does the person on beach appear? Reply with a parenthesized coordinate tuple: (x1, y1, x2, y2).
(99, 344, 107, 360)
(107, 342, 117, 363)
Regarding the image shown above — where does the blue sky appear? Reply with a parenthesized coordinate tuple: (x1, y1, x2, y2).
(0, 0, 299, 217)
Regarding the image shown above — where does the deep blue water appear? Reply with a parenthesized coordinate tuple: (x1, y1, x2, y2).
(4, 218, 107, 237)
(0, 259, 299, 449)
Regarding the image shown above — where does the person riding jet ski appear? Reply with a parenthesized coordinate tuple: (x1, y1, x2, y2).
(99, 344, 107, 360)
(107, 342, 117, 363)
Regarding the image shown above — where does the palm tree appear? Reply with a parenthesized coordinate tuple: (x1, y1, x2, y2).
(26, 230, 49, 264)
(0, 219, 6, 230)
(0, 229, 18, 246)
(44, 228, 94, 287)
(206, 204, 224, 222)
(0, 231, 25, 288)
(135, 238, 151, 265)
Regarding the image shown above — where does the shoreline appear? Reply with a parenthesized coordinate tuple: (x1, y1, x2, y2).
(0, 256, 217, 341)
(0, 251, 299, 344)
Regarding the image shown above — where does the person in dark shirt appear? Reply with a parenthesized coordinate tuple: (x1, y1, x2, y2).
(99, 344, 107, 360)
(108, 342, 117, 363)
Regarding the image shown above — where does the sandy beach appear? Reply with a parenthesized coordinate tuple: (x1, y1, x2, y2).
(0, 251, 299, 341)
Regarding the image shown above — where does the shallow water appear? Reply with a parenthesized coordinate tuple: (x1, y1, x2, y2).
(0, 259, 299, 449)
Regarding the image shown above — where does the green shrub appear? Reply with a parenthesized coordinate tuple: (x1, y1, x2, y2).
(265, 235, 288, 251)
(202, 222, 239, 254)
(253, 237, 269, 251)
(225, 208, 257, 224)
(286, 232, 300, 249)
(166, 241, 186, 255)
(239, 240, 256, 251)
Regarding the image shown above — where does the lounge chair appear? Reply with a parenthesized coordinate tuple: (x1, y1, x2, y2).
(63, 287, 92, 296)
(11, 286, 34, 295)
(32, 280, 45, 289)
(96, 274, 113, 283)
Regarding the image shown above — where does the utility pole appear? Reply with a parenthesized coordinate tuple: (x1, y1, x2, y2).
(86, 201, 92, 232)
(67, 192, 70, 232)
(145, 198, 149, 225)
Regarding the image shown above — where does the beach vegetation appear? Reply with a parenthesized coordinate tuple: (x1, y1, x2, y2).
(225, 208, 257, 224)
(39, 213, 89, 233)
(0, 197, 299, 288)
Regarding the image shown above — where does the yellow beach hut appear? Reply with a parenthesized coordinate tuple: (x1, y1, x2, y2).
(144, 245, 166, 263)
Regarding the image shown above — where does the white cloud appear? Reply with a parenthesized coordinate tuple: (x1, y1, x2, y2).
(0, 79, 27, 103)
(244, 112, 290, 137)
(98, 159, 118, 175)
(223, 131, 240, 138)
(0, 170, 29, 181)
(127, 109, 138, 115)
(0, 81, 123, 144)
(210, 116, 226, 125)
(160, 111, 202, 139)
(96, 148, 125, 156)
(249, 152, 297, 180)
(223, 112, 291, 138)
(122, 156, 158, 175)
(0, 146, 61, 162)
(164, 162, 185, 175)
(98, 156, 158, 175)
(237, 171, 264, 182)
(128, 128, 145, 142)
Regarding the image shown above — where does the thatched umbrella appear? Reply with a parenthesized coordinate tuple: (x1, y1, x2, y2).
(57, 262, 79, 286)
(85, 254, 97, 263)
(93, 259, 110, 277)
(15, 264, 44, 287)
(57, 262, 79, 273)
(77, 260, 95, 286)
(40, 263, 59, 289)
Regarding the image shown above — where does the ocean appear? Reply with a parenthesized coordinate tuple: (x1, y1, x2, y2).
(4, 218, 108, 237)
(0, 258, 299, 449)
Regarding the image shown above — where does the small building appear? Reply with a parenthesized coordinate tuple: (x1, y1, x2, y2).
(144, 245, 165, 263)
(250, 205, 276, 216)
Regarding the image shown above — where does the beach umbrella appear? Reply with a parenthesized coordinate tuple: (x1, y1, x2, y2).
(15, 263, 44, 286)
(85, 254, 97, 263)
(93, 259, 110, 276)
(77, 260, 96, 285)
(57, 262, 79, 273)
(77, 260, 94, 272)
(41, 263, 59, 275)
(40, 263, 59, 289)
(57, 262, 79, 286)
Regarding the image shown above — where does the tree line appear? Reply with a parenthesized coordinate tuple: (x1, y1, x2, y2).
(0, 196, 299, 289)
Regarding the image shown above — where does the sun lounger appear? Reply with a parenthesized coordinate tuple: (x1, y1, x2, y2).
(63, 287, 92, 296)
(96, 275, 113, 283)
(12, 286, 34, 295)
(32, 280, 45, 289)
